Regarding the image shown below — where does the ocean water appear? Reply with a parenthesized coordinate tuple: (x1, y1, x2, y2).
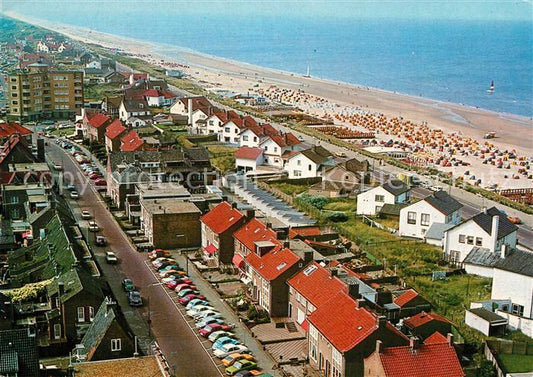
(4, 8, 532, 117)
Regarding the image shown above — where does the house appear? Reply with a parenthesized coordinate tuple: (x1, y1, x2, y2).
(0, 328, 39, 377)
(69, 356, 166, 377)
(364, 333, 464, 377)
(0, 135, 40, 172)
(118, 99, 150, 122)
(260, 133, 302, 169)
(74, 298, 135, 362)
(126, 116, 150, 128)
(170, 96, 215, 133)
(307, 291, 409, 377)
(399, 191, 462, 240)
(403, 312, 452, 341)
(356, 180, 411, 216)
(83, 112, 111, 143)
(141, 198, 201, 249)
(245, 246, 303, 317)
(0, 122, 32, 144)
(104, 119, 127, 152)
(234, 147, 264, 173)
(285, 145, 335, 179)
(143, 89, 178, 107)
(201, 202, 248, 267)
(106, 165, 151, 210)
(443, 207, 518, 264)
(321, 157, 371, 194)
(102, 96, 123, 117)
(392, 289, 431, 318)
(120, 130, 144, 152)
(233, 218, 281, 259)
(424, 223, 455, 247)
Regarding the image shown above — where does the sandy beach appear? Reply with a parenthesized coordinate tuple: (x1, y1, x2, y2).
(6, 12, 532, 190)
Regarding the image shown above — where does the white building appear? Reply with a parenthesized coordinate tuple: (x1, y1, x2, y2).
(399, 191, 462, 240)
(356, 180, 411, 216)
(119, 99, 150, 122)
(239, 127, 263, 148)
(170, 96, 214, 134)
(443, 207, 517, 264)
(234, 147, 264, 173)
(285, 146, 335, 179)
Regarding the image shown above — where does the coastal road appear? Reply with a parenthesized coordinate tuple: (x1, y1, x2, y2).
(46, 140, 223, 377)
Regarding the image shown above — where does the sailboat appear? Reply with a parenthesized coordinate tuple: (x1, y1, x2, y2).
(487, 80, 494, 94)
(303, 62, 311, 78)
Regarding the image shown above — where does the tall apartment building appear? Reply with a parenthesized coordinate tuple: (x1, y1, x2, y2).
(7, 63, 83, 121)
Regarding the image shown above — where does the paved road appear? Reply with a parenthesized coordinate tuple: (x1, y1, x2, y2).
(47, 141, 223, 377)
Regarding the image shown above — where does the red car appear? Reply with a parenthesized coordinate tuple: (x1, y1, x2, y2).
(198, 323, 233, 337)
(89, 173, 101, 180)
(178, 294, 206, 305)
(94, 179, 107, 186)
(165, 279, 193, 290)
(175, 283, 196, 293)
(148, 249, 170, 260)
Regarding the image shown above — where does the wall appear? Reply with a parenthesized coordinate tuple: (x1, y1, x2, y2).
(464, 263, 494, 278)
(492, 269, 533, 319)
(399, 200, 446, 239)
(356, 186, 395, 216)
(444, 220, 489, 263)
(465, 310, 491, 336)
(151, 210, 201, 249)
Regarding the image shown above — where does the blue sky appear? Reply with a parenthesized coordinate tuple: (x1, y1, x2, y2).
(2, 0, 532, 21)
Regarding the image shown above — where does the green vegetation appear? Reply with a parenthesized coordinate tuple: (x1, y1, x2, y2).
(497, 354, 533, 374)
(3, 280, 52, 303)
(270, 182, 308, 196)
(207, 145, 237, 173)
(83, 82, 122, 101)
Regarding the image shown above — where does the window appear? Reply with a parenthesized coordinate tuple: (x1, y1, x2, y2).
(421, 213, 430, 226)
(274, 147, 278, 152)
(467, 236, 474, 245)
(111, 338, 122, 351)
(308, 164, 312, 171)
(459, 234, 466, 243)
(375, 195, 385, 202)
(475, 237, 483, 246)
(54, 324, 61, 340)
(293, 170, 302, 177)
(297, 159, 301, 166)
(11, 196, 19, 204)
(242, 135, 249, 141)
(407, 212, 417, 224)
(11, 208, 20, 219)
(77, 307, 85, 322)
(224, 127, 230, 132)
(89, 306, 95, 321)
(310, 342, 317, 361)
(512, 304, 524, 317)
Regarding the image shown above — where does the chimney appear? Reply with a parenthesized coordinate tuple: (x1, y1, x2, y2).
(188, 98, 193, 126)
(266, 222, 272, 229)
(355, 298, 367, 308)
(409, 337, 420, 351)
(231, 202, 238, 209)
(500, 244, 508, 259)
(483, 207, 487, 215)
(58, 281, 65, 297)
(491, 215, 499, 252)
(283, 240, 290, 249)
(330, 268, 338, 278)
(378, 315, 387, 329)
(447, 333, 454, 346)
(348, 281, 359, 300)
(375, 340, 384, 354)
(245, 209, 255, 220)
(303, 251, 313, 264)
(105, 297, 116, 317)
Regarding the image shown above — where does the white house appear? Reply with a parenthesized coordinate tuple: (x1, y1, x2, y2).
(285, 146, 335, 179)
(220, 120, 245, 144)
(170, 96, 214, 134)
(86, 60, 102, 69)
(234, 147, 265, 173)
(119, 99, 150, 122)
(399, 191, 462, 240)
(205, 112, 228, 136)
(356, 180, 411, 216)
(37, 41, 49, 53)
(239, 127, 263, 148)
(143, 89, 178, 107)
(443, 207, 517, 264)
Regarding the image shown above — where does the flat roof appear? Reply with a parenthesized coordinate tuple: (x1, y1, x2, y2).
(136, 182, 190, 199)
(142, 199, 201, 215)
(71, 356, 164, 377)
(9, 163, 50, 172)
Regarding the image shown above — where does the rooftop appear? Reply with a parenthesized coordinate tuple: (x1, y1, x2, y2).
(234, 146, 263, 160)
(72, 356, 164, 377)
(470, 206, 518, 239)
(233, 218, 280, 252)
(136, 182, 190, 199)
(245, 247, 301, 281)
(201, 202, 244, 234)
(404, 312, 451, 329)
(142, 199, 201, 215)
(424, 191, 462, 215)
(382, 180, 410, 196)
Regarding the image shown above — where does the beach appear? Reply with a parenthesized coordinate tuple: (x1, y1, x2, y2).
(6, 11, 532, 190)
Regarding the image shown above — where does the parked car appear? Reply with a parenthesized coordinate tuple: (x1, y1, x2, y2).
(195, 317, 225, 329)
(194, 311, 222, 322)
(199, 323, 234, 338)
(214, 344, 251, 359)
(186, 305, 215, 318)
(70, 191, 79, 199)
(88, 221, 99, 232)
(225, 359, 258, 376)
(212, 336, 240, 351)
(160, 269, 186, 278)
(122, 278, 134, 291)
(235, 371, 271, 377)
(222, 353, 255, 367)
(186, 299, 210, 310)
(53, 164, 63, 171)
(95, 235, 106, 246)
(178, 293, 206, 305)
(208, 330, 235, 343)
(94, 179, 107, 186)
(66, 184, 76, 191)
(166, 280, 194, 290)
(158, 264, 180, 273)
(105, 252, 118, 264)
(127, 291, 143, 307)
(89, 173, 101, 180)
(161, 274, 190, 284)
(148, 249, 170, 259)
(175, 283, 197, 293)
(177, 289, 199, 298)
(508, 216, 522, 224)
(430, 185, 443, 192)
(152, 258, 176, 269)
(81, 210, 92, 220)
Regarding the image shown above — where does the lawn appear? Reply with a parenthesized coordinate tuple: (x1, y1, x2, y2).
(83, 82, 122, 101)
(497, 354, 533, 374)
(270, 182, 309, 196)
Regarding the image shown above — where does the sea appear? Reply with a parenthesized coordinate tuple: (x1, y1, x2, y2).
(4, 8, 533, 117)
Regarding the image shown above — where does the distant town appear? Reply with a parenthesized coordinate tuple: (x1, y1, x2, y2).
(0, 15, 532, 377)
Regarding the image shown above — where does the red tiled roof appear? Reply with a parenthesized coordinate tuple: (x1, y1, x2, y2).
(261, 124, 279, 136)
(242, 116, 258, 128)
(308, 291, 379, 352)
(120, 130, 144, 152)
(284, 132, 301, 146)
(143, 89, 160, 97)
(245, 247, 300, 281)
(374, 338, 464, 377)
(180, 96, 213, 113)
(234, 147, 263, 160)
(0, 123, 32, 138)
(404, 312, 451, 329)
(161, 90, 177, 99)
(201, 202, 244, 234)
(393, 289, 419, 307)
(233, 218, 281, 252)
(424, 331, 448, 345)
(287, 261, 347, 308)
(87, 113, 111, 128)
(105, 119, 126, 140)
(213, 112, 229, 123)
(289, 226, 322, 239)
(269, 135, 287, 148)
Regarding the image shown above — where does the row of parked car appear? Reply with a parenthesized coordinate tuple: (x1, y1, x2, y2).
(148, 249, 271, 377)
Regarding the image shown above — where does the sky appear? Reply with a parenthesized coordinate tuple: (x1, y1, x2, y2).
(2, 0, 532, 21)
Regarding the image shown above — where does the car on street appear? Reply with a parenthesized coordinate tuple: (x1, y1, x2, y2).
(105, 252, 118, 264)
(122, 278, 134, 291)
(508, 216, 522, 224)
(225, 359, 258, 376)
(53, 164, 63, 171)
(177, 288, 199, 298)
(152, 258, 176, 269)
(430, 185, 443, 192)
(89, 173, 101, 180)
(94, 179, 107, 186)
(70, 191, 79, 199)
(166, 280, 193, 290)
(199, 323, 234, 338)
(95, 235, 107, 246)
(186, 299, 210, 310)
(178, 293, 206, 305)
(127, 291, 143, 307)
(66, 184, 76, 191)
(175, 283, 197, 293)
(187, 305, 215, 318)
(208, 330, 235, 343)
(194, 310, 222, 322)
(161, 274, 190, 284)
(148, 249, 170, 259)
(195, 317, 226, 329)
(88, 221, 99, 232)
(235, 370, 271, 377)
(81, 210, 92, 220)
(212, 336, 240, 351)
(213, 344, 251, 359)
(160, 269, 186, 278)
(222, 353, 255, 367)
(158, 264, 181, 274)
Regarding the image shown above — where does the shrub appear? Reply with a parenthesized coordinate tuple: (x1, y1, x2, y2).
(326, 212, 348, 222)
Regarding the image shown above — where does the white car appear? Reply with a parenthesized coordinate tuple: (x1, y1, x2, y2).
(213, 344, 250, 359)
(430, 185, 443, 192)
(81, 210, 92, 220)
(88, 221, 99, 232)
(193, 310, 221, 321)
(186, 305, 215, 318)
(70, 191, 79, 199)
(105, 252, 118, 264)
(208, 330, 234, 343)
